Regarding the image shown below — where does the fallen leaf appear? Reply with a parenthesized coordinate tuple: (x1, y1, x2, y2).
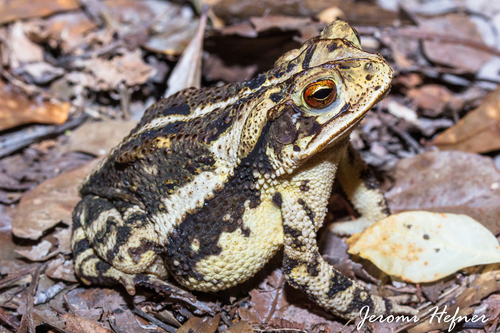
(386, 150, 500, 234)
(15, 62, 65, 85)
(0, 82, 70, 131)
(15, 240, 53, 261)
(144, 19, 199, 56)
(0, 0, 80, 24)
(112, 310, 151, 333)
(420, 13, 492, 72)
(54, 227, 72, 254)
(12, 159, 100, 240)
(65, 288, 128, 315)
(62, 313, 113, 333)
(9, 21, 44, 66)
(348, 211, 500, 283)
(31, 12, 98, 53)
(317, 7, 345, 23)
(226, 321, 254, 333)
(407, 84, 461, 117)
(75, 49, 156, 90)
(431, 85, 500, 153)
(176, 314, 220, 333)
(64, 120, 137, 156)
(95, 0, 198, 56)
(46, 255, 77, 282)
(249, 15, 312, 33)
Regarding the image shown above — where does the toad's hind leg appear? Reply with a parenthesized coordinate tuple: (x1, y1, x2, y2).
(71, 195, 207, 310)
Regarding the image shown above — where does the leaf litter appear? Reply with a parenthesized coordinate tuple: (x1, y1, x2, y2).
(0, 0, 499, 332)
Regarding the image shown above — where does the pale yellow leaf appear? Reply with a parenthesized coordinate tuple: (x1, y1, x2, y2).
(347, 211, 500, 283)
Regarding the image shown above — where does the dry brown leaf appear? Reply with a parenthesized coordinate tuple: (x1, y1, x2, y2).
(226, 321, 254, 333)
(9, 21, 44, 65)
(112, 310, 151, 333)
(12, 159, 100, 240)
(212, 0, 402, 25)
(407, 84, 461, 117)
(54, 227, 72, 254)
(0, 0, 80, 25)
(63, 313, 113, 333)
(46, 255, 77, 282)
(249, 15, 312, 32)
(66, 288, 128, 314)
(175, 314, 220, 333)
(76, 49, 156, 90)
(420, 13, 492, 72)
(35, 12, 98, 53)
(317, 6, 345, 23)
(64, 120, 137, 156)
(386, 150, 500, 234)
(15, 240, 53, 261)
(431, 85, 500, 153)
(144, 19, 199, 56)
(0, 82, 70, 131)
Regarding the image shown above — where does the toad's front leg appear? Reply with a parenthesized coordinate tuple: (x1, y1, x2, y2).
(278, 155, 417, 320)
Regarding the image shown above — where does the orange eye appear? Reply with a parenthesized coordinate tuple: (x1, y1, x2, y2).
(303, 79, 337, 109)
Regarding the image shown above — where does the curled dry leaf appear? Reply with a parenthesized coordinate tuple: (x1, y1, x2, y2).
(0, 0, 80, 24)
(386, 150, 500, 234)
(348, 211, 500, 283)
(0, 82, 70, 131)
(12, 159, 100, 240)
(431, 85, 500, 153)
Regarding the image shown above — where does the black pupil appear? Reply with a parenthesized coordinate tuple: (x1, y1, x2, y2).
(312, 88, 332, 100)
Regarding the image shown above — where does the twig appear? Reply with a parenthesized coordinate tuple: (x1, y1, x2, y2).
(0, 306, 19, 331)
(33, 282, 66, 305)
(0, 265, 39, 290)
(132, 307, 177, 333)
(108, 314, 125, 333)
(376, 106, 424, 154)
(0, 115, 87, 158)
(264, 273, 285, 323)
(18, 263, 47, 333)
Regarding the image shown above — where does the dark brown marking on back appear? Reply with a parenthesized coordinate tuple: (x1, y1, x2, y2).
(246, 73, 267, 90)
(272, 192, 283, 208)
(166, 123, 273, 282)
(302, 44, 317, 69)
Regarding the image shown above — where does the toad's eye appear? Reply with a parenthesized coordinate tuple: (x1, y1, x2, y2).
(303, 79, 337, 109)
